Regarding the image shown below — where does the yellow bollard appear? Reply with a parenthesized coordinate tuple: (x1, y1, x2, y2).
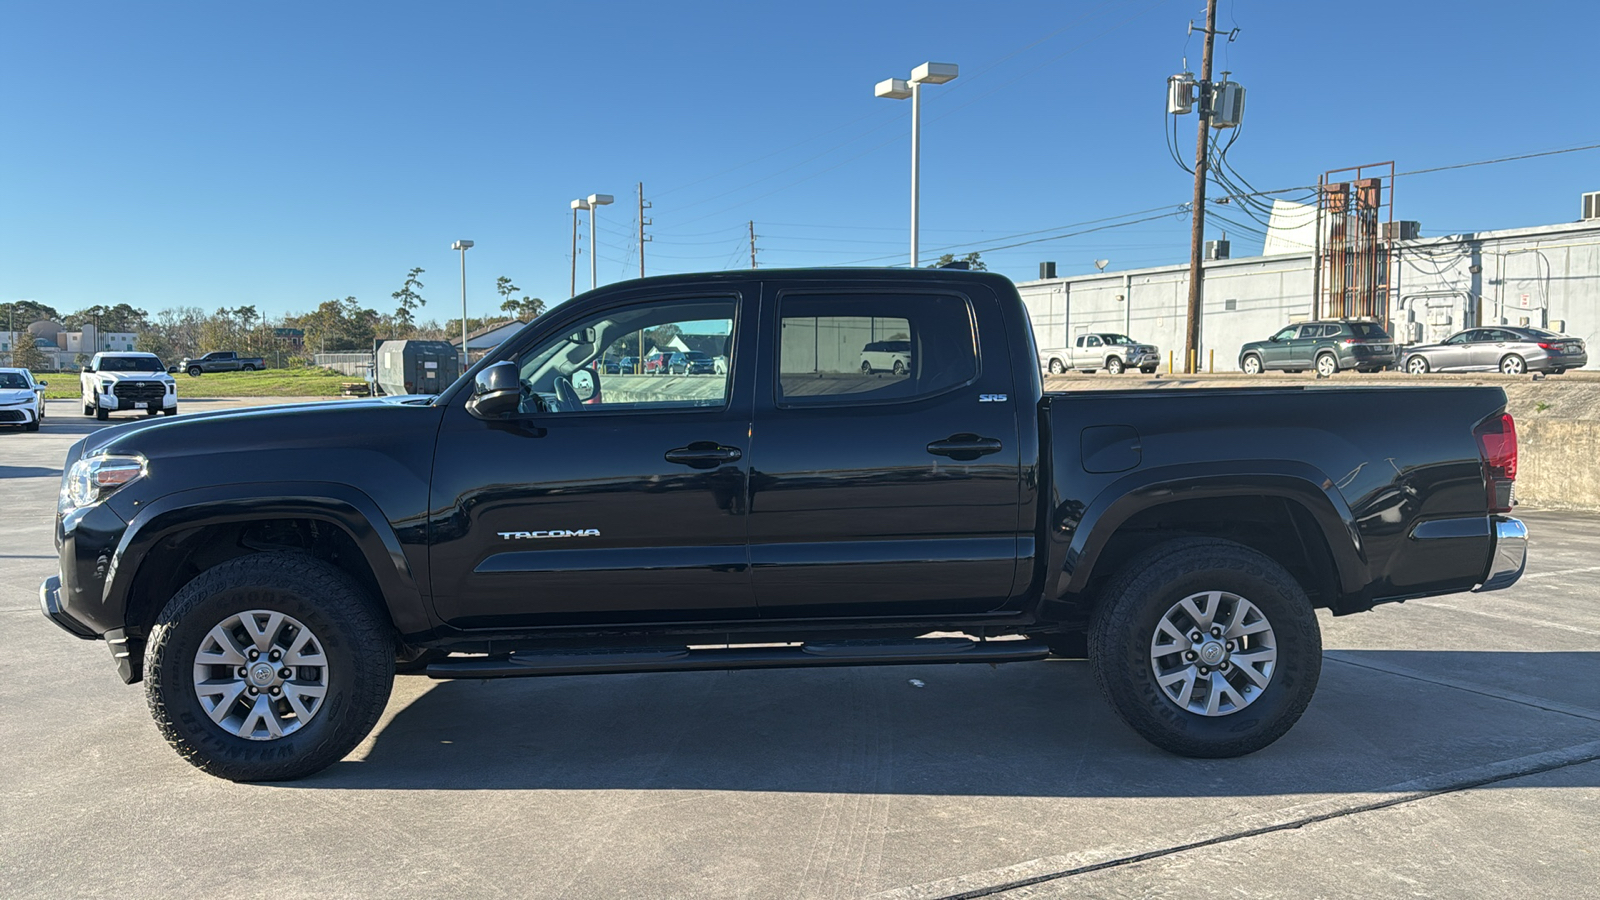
(1167, 351, 1174, 374)
(1189, 348, 1196, 374)
(1209, 349, 1214, 373)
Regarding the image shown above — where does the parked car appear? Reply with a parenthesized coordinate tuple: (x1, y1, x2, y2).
(79, 352, 178, 420)
(859, 339, 913, 375)
(41, 268, 1525, 782)
(1239, 320, 1397, 376)
(617, 356, 641, 374)
(643, 351, 670, 374)
(1401, 326, 1588, 375)
(180, 350, 266, 375)
(0, 367, 47, 432)
(669, 351, 716, 375)
(1039, 333, 1160, 374)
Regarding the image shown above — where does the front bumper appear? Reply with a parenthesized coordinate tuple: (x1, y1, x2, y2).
(0, 405, 38, 425)
(1474, 516, 1528, 592)
(40, 574, 98, 639)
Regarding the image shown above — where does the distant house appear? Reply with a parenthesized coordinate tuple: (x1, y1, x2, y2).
(2, 321, 137, 369)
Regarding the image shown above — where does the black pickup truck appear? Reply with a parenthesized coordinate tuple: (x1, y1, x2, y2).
(41, 269, 1527, 781)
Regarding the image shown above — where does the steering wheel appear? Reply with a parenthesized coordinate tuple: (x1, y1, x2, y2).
(552, 374, 581, 412)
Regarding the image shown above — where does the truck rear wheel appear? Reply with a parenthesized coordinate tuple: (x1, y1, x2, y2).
(143, 553, 394, 782)
(1089, 538, 1321, 758)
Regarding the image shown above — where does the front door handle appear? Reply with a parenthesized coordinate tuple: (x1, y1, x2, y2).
(665, 441, 743, 469)
(927, 434, 1003, 461)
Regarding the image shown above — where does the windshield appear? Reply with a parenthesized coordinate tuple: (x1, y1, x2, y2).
(0, 373, 29, 389)
(97, 356, 164, 373)
(682, 351, 710, 360)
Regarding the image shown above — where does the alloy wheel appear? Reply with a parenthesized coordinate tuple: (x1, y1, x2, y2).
(192, 610, 330, 740)
(1149, 590, 1277, 717)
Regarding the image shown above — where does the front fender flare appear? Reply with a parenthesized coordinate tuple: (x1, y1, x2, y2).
(1053, 461, 1368, 600)
(105, 481, 432, 637)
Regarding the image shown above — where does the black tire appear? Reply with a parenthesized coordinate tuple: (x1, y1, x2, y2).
(95, 405, 108, 421)
(892, 360, 906, 376)
(1551, 369, 1566, 375)
(163, 406, 178, 416)
(241, 364, 256, 371)
(1499, 354, 1526, 375)
(187, 366, 203, 377)
(1241, 354, 1262, 375)
(143, 553, 394, 782)
(25, 418, 39, 432)
(1049, 359, 1066, 375)
(861, 361, 874, 374)
(1107, 357, 1125, 375)
(1089, 537, 1322, 758)
(1141, 367, 1157, 374)
(1315, 353, 1339, 377)
(1406, 356, 1430, 375)
(83, 402, 93, 417)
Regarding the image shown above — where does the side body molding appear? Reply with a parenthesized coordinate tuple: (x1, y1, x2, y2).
(107, 481, 433, 638)
(1051, 460, 1369, 601)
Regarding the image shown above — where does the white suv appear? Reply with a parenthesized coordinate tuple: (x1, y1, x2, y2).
(859, 340, 914, 376)
(81, 352, 178, 420)
(0, 367, 47, 432)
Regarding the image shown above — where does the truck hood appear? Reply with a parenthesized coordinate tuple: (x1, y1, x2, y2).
(83, 396, 442, 459)
(92, 371, 175, 384)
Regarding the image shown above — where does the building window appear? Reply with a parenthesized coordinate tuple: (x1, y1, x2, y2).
(1224, 298, 1238, 311)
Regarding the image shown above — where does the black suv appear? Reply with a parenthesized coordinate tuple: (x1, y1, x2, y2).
(1239, 320, 1396, 376)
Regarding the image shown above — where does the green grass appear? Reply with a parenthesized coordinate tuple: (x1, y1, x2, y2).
(42, 367, 355, 400)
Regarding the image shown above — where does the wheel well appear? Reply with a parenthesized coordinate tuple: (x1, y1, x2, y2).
(124, 517, 390, 638)
(1075, 496, 1342, 618)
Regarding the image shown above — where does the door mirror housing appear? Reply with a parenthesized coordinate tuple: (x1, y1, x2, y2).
(571, 367, 599, 402)
(35, 381, 48, 389)
(466, 361, 522, 420)
(82, 366, 94, 374)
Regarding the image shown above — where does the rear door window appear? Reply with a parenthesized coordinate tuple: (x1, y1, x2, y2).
(777, 293, 977, 406)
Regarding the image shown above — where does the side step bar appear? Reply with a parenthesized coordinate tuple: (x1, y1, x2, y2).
(425, 637, 1049, 680)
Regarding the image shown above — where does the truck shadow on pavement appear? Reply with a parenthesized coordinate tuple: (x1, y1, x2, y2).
(298, 651, 1600, 794)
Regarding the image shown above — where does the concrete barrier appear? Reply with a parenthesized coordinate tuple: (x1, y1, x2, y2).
(1514, 419, 1600, 511)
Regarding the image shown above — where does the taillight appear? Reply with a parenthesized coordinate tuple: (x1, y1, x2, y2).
(1474, 413, 1517, 514)
(1537, 342, 1553, 350)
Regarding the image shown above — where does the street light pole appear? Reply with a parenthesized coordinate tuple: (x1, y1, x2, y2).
(875, 62, 958, 268)
(452, 239, 474, 365)
(569, 198, 589, 298)
(587, 193, 614, 290)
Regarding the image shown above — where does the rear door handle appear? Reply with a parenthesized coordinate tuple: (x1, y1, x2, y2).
(665, 442, 743, 469)
(927, 434, 1003, 461)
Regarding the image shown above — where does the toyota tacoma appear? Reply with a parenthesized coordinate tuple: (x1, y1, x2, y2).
(41, 269, 1527, 781)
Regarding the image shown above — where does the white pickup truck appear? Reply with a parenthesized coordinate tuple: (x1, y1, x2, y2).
(81, 352, 178, 420)
(1039, 332, 1161, 375)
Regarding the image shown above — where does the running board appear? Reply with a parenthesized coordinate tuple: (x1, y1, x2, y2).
(424, 637, 1049, 679)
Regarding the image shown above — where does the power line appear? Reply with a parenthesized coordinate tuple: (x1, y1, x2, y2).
(1393, 142, 1600, 178)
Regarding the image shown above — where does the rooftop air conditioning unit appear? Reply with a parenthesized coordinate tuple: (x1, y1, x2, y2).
(1383, 220, 1421, 241)
(1204, 239, 1230, 260)
(1583, 191, 1600, 221)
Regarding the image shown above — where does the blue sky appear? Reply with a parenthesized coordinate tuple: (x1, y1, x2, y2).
(3, 0, 1596, 323)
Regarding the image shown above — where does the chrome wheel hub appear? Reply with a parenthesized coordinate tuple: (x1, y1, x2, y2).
(1149, 590, 1277, 716)
(192, 610, 330, 740)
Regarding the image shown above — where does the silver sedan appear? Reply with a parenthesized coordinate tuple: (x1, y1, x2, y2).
(1401, 326, 1588, 375)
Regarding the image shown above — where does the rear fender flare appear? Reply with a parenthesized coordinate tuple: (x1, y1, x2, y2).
(1053, 461, 1368, 600)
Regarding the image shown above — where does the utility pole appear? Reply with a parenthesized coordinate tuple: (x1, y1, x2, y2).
(637, 182, 652, 279)
(749, 220, 758, 269)
(1184, 0, 1220, 374)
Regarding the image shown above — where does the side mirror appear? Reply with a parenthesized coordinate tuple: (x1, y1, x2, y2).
(466, 361, 521, 420)
(1268, 335, 1280, 343)
(82, 366, 94, 374)
(35, 381, 48, 389)
(571, 367, 599, 403)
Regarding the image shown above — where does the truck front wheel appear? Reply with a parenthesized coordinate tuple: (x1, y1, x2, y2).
(1106, 357, 1125, 374)
(143, 553, 394, 782)
(1089, 537, 1321, 758)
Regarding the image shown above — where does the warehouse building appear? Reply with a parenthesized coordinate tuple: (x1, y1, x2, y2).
(1017, 206, 1600, 372)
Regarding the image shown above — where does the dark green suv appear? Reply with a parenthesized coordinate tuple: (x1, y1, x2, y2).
(1239, 320, 1397, 376)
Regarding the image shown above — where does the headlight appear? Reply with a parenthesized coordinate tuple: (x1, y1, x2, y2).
(63, 454, 146, 511)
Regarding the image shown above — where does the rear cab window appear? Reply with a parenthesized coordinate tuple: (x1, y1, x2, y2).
(776, 292, 978, 407)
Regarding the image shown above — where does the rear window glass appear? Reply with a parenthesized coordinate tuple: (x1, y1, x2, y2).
(1348, 323, 1390, 339)
(778, 293, 976, 406)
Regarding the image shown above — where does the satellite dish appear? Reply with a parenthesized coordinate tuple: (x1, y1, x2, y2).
(1094, 259, 1110, 272)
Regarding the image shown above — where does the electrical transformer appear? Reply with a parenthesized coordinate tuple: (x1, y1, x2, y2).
(1210, 81, 1245, 128)
(1167, 72, 1195, 115)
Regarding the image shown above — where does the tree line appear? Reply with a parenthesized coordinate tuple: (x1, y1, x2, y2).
(1, 269, 546, 370)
